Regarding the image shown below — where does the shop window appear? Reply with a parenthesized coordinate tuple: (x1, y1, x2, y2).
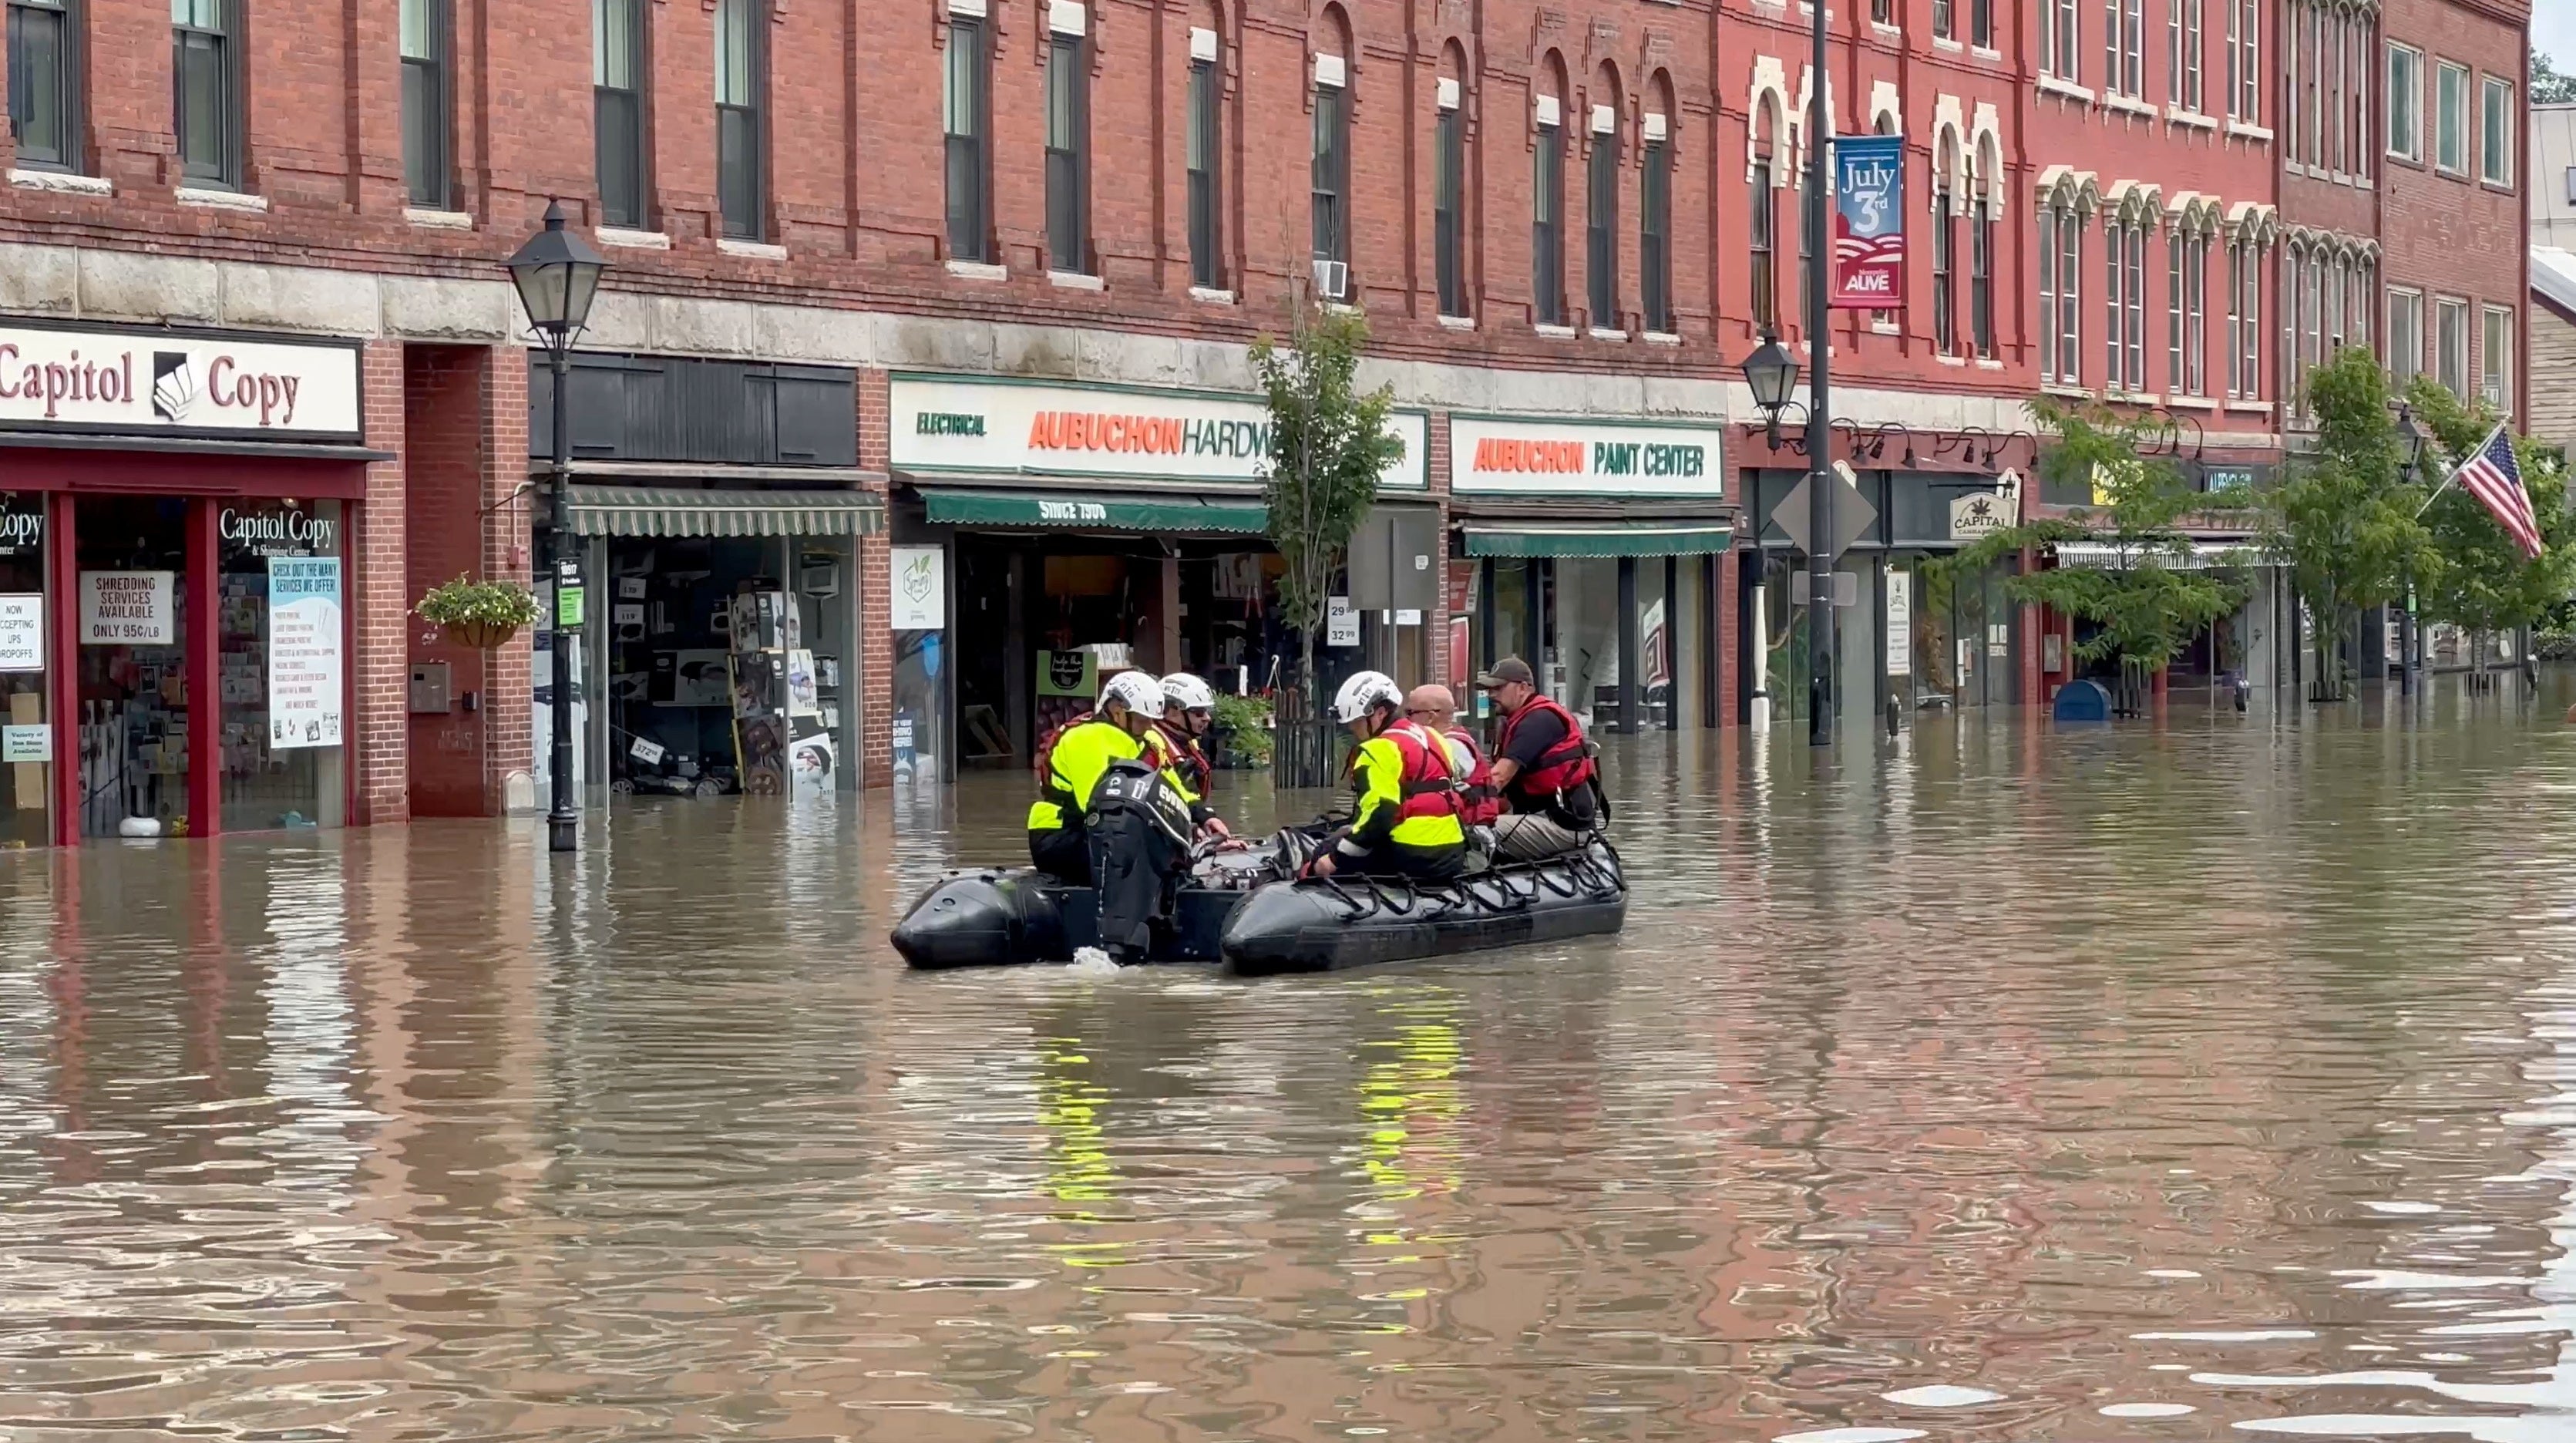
(1585, 103, 1618, 329)
(0, 495, 49, 849)
(172, 0, 237, 188)
(943, 8, 990, 261)
(400, 0, 447, 206)
(715, 0, 764, 239)
(1188, 27, 1223, 291)
(9, 0, 79, 171)
(1045, 14, 1089, 274)
(594, 0, 647, 227)
(218, 502, 345, 832)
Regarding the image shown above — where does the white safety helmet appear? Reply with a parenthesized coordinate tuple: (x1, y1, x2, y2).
(1099, 670, 1165, 719)
(1160, 672, 1216, 713)
(1331, 670, 1404, 725)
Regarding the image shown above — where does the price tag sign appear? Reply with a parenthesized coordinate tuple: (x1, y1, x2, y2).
(630, 736, 667, 766)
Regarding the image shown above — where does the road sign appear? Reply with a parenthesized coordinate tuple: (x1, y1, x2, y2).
(1769, 460, 1877, 559)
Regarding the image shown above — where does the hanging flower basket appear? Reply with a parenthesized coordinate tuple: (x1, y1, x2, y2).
(415, 577, 543, 651)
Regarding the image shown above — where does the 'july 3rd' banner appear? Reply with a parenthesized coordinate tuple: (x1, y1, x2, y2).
(1830, 134, 1906, 308)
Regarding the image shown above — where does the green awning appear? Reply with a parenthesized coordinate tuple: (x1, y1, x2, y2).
(1463, 521, 1736, 558)
(917, 486, 1268, 534)
(564, 486, 886, 538)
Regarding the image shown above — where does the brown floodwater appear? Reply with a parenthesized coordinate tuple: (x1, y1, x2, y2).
(8, 684, 2576, 1442)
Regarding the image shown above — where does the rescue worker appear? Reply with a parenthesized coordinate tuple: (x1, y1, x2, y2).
(1474, 656, 1603, 862)
(1306, 671, 1468, 883)
(1027, 669, 1164, 884)
(1404, 683, 1502, 835)
(1146, 671, 1231, 840)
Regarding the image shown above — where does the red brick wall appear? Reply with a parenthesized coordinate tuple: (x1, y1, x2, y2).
(480, 350, 535, 802)
(354, 340, 409, 824)
(1424, 408, 1452, 689)
(857, 367, 893, 787)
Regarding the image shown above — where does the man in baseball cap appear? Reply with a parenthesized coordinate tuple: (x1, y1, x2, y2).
(1474, 657, 1605, 860)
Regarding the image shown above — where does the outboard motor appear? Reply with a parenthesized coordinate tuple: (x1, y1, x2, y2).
(1085, 758, 1194, 960)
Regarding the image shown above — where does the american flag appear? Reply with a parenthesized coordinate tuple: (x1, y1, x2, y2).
(2448, 423, 2544, 560)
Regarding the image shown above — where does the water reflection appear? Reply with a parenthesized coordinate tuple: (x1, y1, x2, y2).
(3, 687, 2576, 1438)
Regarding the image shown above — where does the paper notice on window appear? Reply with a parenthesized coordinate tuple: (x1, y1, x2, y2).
(266, 557, 344, 750)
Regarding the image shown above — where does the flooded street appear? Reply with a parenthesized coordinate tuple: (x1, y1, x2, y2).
(10, 689, 2576, 1442)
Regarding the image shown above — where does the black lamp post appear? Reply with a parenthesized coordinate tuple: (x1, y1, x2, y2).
(506, 199, 610, 853)
(1741, 311, 1836, 745)
(2396, 402, 2429, 698)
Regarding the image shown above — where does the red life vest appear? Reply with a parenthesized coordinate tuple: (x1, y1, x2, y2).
(1495, 695, 1597, 803)
(1384, 720, 1465, 822)
(1147, 720, 1212, 799)
(1031, 709, 1095, 784)
(1441, 727, 1504, 826)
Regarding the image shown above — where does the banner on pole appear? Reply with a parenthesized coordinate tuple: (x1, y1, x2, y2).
(1830, 134, 1906, 309)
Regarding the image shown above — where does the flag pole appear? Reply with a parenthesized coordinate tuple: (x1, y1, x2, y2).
(2413, 420, 2504, 520)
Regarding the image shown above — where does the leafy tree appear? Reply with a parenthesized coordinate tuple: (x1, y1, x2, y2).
(2403, 377, 2576, 666)
(1939, 401, 2252, 712)
(2535, 46, 2576, 106)
(2261, 348, 2433, 699)
(1253, 297, 1402, 782)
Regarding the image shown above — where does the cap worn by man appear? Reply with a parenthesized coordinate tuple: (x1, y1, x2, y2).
(1474, 657, 1535, 690)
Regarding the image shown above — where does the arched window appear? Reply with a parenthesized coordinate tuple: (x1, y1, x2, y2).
(1585, 63, 1623, 330)
(1639, 70, 1675, 334)
(1933, 129, 1961, 354)
(1749, 86, 1779, 329)
(1532, 51, 1566, 325)
(1434, 40, 1469, 318)
(2104, 189, 2148, 392)
(1187, 2, 1226, 290)
(1310, 8, 1353, 297)
(2037, 178, 2088, 385)
(2165, 200, 2212, 397)
(1971, 131, 1998, 358)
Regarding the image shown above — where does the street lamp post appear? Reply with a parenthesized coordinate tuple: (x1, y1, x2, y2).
(1797, 0, 1834, 745)
(2395, 402, 2429, 700)
(505, 200, 610, 854)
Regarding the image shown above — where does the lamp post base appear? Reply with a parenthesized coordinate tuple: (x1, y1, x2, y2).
(548, 812, 578, 853)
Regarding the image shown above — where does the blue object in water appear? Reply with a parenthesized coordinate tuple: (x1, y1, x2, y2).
(2052, 678, 2112, 722)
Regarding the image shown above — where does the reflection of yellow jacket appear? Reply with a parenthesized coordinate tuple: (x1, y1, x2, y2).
(1140, 726, 1212, 825)
(1341, 722, 1468, 858)
(1028, 720, 1142, 832)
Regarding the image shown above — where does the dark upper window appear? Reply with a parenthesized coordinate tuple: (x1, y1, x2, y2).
(1187, 35, 1222, 289)
(1310, 62, 1350, 280)
(1046, 25, 1089, 273)
(171, 0, 236, 187)
(1532, 103, 1562, 325)
(943, 13, 989, 261)
(1585, 106, 1618, 329)
(400, 0, 447, 206)
(1639, 121, 1670, 334)
(9, 0, 78, 171)
(1434, 83, 1465, 317)
(530, 355, 859, 467)
(1749, 155, 1775, 329)
(1971, 192, 1994, 358)
(715, 0, 763, 239)
(1972, 0, 1993, 48)
(594, 0, 647, 227)
(1933, 183, 1956, 353)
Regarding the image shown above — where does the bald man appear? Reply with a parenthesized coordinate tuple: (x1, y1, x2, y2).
(1404, 684, 1502, 836)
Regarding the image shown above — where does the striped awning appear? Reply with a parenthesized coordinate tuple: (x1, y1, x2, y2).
(2053, 540, 2260, 570)
(563, 486, 886, 538)
(1462, 521, 1737, 558)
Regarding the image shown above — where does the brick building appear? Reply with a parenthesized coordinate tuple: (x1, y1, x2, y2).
(0, 0, 2529, 846)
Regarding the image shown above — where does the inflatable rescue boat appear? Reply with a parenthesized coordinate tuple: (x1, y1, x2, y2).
(890, 832, 1626, 974)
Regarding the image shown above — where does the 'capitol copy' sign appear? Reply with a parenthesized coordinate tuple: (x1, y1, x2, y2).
(0, 326, 362, 438)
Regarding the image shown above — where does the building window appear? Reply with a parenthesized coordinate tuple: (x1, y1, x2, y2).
(2044, 0, 2078, 79)
(2350, 22, 2369, 179)
(2434, 295, 2467, 397)
(2435, 60, 2467, 173)
(2225, 0, 2256, 121)
(2167, 0, 2200, 111)
(1972, 0, 1993, 49)
(2386, 42, 2420, 160)
(2294, 250, 2322, 409)
(1799, 170, 1818, 323)
(2040, 207, 2081, 385)
(715, 0, 762, 239)
(1749, 151, 1775, 329)
(1933, 0, 1952, 42)
(1533, 99, 1563, 325)
(1640, 118, 1671, 334)
(2105, 219, 2142, 391)
(1188, 33, 1222, 291)
(399, 0, 446, 205)
(943, 11, 990, 262)
(2386, 287, 2422, 383)
(1586, 106, 1618, 328)
(1971, 185, 1994, 358)
(1871, 0, 1892, 22)
(2226, 237, 2263, 399)
(1312, 60, 1351, 283)
(1434, 81, 1465, 315)
(2104, 0, 2141, 96)
(2480, 76, 2513, 185)
(2481, 305, 2512, 412)
(2170, 230, 2206, 395)
(1046, 23, 1089, 274)
(10, 0, 79, 171)
(593, 0, 645, 227)
(1933, 181, 1956, 354)
(172, 0, 235, 187)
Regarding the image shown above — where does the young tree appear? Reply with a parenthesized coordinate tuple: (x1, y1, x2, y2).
(2403, 377, 2576, 671)
(1253, 295, 1402, 785)
(2261, 348, 2433, 700)
(1941, 402, 2252, 713)
(2534, 46, 2576, 106)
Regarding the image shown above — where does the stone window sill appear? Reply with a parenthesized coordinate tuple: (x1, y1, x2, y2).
(1327, 301, 1362, 317)
(10, 168, 110, 195)
(405, 207, 473, 230)
(1871, 321, 1900, 335)
(1937, 353, 1969, 366)
(1932, 35, 1964, 52)
(1048, 270, 1104, 291)
(2107, 387, 2157, 405)
(1191, 286, 1237, 304)
(176, 186, 266, 212)
(1643, 330, 1681, 346)
(2166, 106, 2217, 130)
(2041, 382, 2093, 399)
(946, 260, 1007, 281)
(719, 237, 788, 259)
(2036, 75, 2094, 105)
(2163, 392, 2218, 409)
(1438, 314, 1476, 330)
(2225, 119, 2274, 143)
(1589, 326, 1628, 341)
(597, 227, 671, 250)
(2224, 399, 2274, 416)
(1971, 45, 2003, 60)
(2103, 92, 2157, 119)
(1534, 323, 1579, 338)
(1870, 21, 1902, 40)
(1975, 356, 2004, 369)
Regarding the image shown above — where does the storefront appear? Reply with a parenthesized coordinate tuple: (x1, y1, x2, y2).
(886, 375, 1428, 779)
(1737, 462, 2026, 726)
(530, 353, 882, 802)
(0, 321, 374, 846)
(1448, 414, 1734, 732)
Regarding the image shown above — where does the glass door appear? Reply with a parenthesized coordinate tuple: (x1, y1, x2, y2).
(0, 493, 49, 849)
(75, 496, 190, 839)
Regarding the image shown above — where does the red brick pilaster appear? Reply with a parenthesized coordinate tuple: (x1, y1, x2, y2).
(481, 346, 534, 804)
(353, 339, 409, 824)
(1715, 546, 1739, 728)
(1425, 409, 1452, 690)
(857, 367, 893, 789)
